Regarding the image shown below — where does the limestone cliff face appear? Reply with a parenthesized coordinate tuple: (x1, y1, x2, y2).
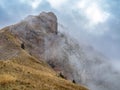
(24, 12, 58, 34)
(2, 12, 120, 90)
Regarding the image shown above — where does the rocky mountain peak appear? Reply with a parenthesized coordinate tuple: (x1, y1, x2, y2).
(0, 14, 88, 89)
(1, 12, 120, 90)
(8, 12, 59, 61)
(24, 11, 58, 34)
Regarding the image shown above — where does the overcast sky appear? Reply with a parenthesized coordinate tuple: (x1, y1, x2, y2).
(0, 0, 120, 62)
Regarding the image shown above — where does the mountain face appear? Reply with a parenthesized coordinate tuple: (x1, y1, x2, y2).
(0, 12, 87, 90)
(0, 12, 120, 90)
(0, 29, 87, 90)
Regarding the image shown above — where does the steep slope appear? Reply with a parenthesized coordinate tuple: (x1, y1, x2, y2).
(1, 11, 120, 90)
(0, 28, 87, 90)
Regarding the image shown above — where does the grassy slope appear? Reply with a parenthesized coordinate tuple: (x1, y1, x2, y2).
(0, 28, 88, 90)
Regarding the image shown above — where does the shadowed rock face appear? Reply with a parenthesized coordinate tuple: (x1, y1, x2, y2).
(3, 12, 120, 90)
(25, 12, 58, 34)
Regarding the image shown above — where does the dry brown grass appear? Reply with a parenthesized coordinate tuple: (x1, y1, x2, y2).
(0, 54, 88, 90)
(0, 74, 16, 85)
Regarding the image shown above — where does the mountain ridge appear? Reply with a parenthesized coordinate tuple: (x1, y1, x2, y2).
(1, 11, 120, 90)
(0, 26, 88, 90)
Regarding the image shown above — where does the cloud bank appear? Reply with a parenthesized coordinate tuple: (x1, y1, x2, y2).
(0, 0, 120, 64)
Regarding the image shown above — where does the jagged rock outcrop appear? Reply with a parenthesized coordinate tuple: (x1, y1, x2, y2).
(1, 12, 120, 90)
(24, 12, 58, 34)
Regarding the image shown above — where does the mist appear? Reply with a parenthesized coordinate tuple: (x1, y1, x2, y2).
(42, 30, 120, 90)
(0, 0, 120, 90)
(0, 0, 120, 61)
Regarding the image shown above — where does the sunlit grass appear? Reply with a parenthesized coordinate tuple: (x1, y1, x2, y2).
(0, 74, 16, 85)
